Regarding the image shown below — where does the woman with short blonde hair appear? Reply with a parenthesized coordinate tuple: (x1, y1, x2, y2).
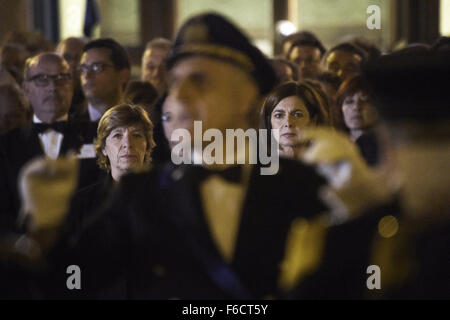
(95, 103, 156, 180)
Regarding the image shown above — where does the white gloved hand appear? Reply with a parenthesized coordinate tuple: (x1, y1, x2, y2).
(18, 155, 79, 231)
(299, 127, 392, 221)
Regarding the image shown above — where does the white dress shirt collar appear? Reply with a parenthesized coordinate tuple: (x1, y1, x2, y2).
(88, 104, 103, 122)
(33, 114, 68, 123)
(33, 114, 68, 159)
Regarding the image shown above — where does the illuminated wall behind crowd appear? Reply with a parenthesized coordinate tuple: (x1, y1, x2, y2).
(294, 0, 392, 49)
(59, 0, 86, 39)
(441, 0, 450, 35)
(1, 0, 449, 55)
(97, 0, 141, 46)
(59, 0, 141, 46)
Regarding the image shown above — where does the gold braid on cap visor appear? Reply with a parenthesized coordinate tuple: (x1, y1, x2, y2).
(176, 43, 255, 73)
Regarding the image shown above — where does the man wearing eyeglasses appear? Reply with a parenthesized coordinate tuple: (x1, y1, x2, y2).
(24, 53, 73, 127)
(0, 53, 99, 235)
(286, 31, 326, 80)
(75, 38, 130, 122)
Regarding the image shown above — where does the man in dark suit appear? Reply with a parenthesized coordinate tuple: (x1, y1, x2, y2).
(0, 53, 99, 235)
(17, 14, 328, 299)
(71, 39, 130, 122)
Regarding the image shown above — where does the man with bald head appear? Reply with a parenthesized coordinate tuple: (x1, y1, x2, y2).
(23, 53, 73, 125)
(56, 37, 87, 119)
(0, 53, 98, 234)
(56, 38, 86, 74)
(141, 38, 171, 95)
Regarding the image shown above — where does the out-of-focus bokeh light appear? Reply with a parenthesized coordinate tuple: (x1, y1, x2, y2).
(378, 215, 399, 239)
(276, 20, 297, 36)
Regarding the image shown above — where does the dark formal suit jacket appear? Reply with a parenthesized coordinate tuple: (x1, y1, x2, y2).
(69, 100, 91, 123)
(47, 159, 327, 299)
(0, 121, 102, 234)
(67, 175, 114, 241)
(0, 174, 112, 300)
(0, 235, 50, 299)
(355, 131, 379, 167)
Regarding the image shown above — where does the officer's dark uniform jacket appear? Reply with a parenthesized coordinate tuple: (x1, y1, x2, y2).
(46, 159, 327, 299)
(288, 202, 450, 299)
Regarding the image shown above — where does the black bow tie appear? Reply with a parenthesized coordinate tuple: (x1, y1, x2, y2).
(194, 165, 243, 184)
(33, 121, 67, 134)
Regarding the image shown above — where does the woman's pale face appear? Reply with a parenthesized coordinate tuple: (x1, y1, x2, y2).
(103, 125, 148, 180)
(271, 96, 311, 147)
(342, 91, 378, 131)
(162, 95, 194, 150)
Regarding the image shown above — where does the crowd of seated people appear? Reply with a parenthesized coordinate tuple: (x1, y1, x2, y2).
(0, 13, 449, 300)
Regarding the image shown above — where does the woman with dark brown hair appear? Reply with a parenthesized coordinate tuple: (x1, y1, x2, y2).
(94, 103, 156, 181)
(336, 75, 379, 166)
(261, 80, 330, 158)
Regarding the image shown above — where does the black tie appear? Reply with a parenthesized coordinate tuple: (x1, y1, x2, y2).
(194, 165, 243, 184)
(33, 121, 67, 134)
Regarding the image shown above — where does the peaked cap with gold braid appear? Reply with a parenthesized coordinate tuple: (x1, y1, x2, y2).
(166, 12, 277, 95)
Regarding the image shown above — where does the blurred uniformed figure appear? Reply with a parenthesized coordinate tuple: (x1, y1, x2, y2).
(13, 13, 329, 299)
(284, 48, 450, 299)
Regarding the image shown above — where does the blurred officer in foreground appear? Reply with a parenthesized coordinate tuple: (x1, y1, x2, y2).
(15, 13, 329, 299)
(285, 49, 450, 299)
